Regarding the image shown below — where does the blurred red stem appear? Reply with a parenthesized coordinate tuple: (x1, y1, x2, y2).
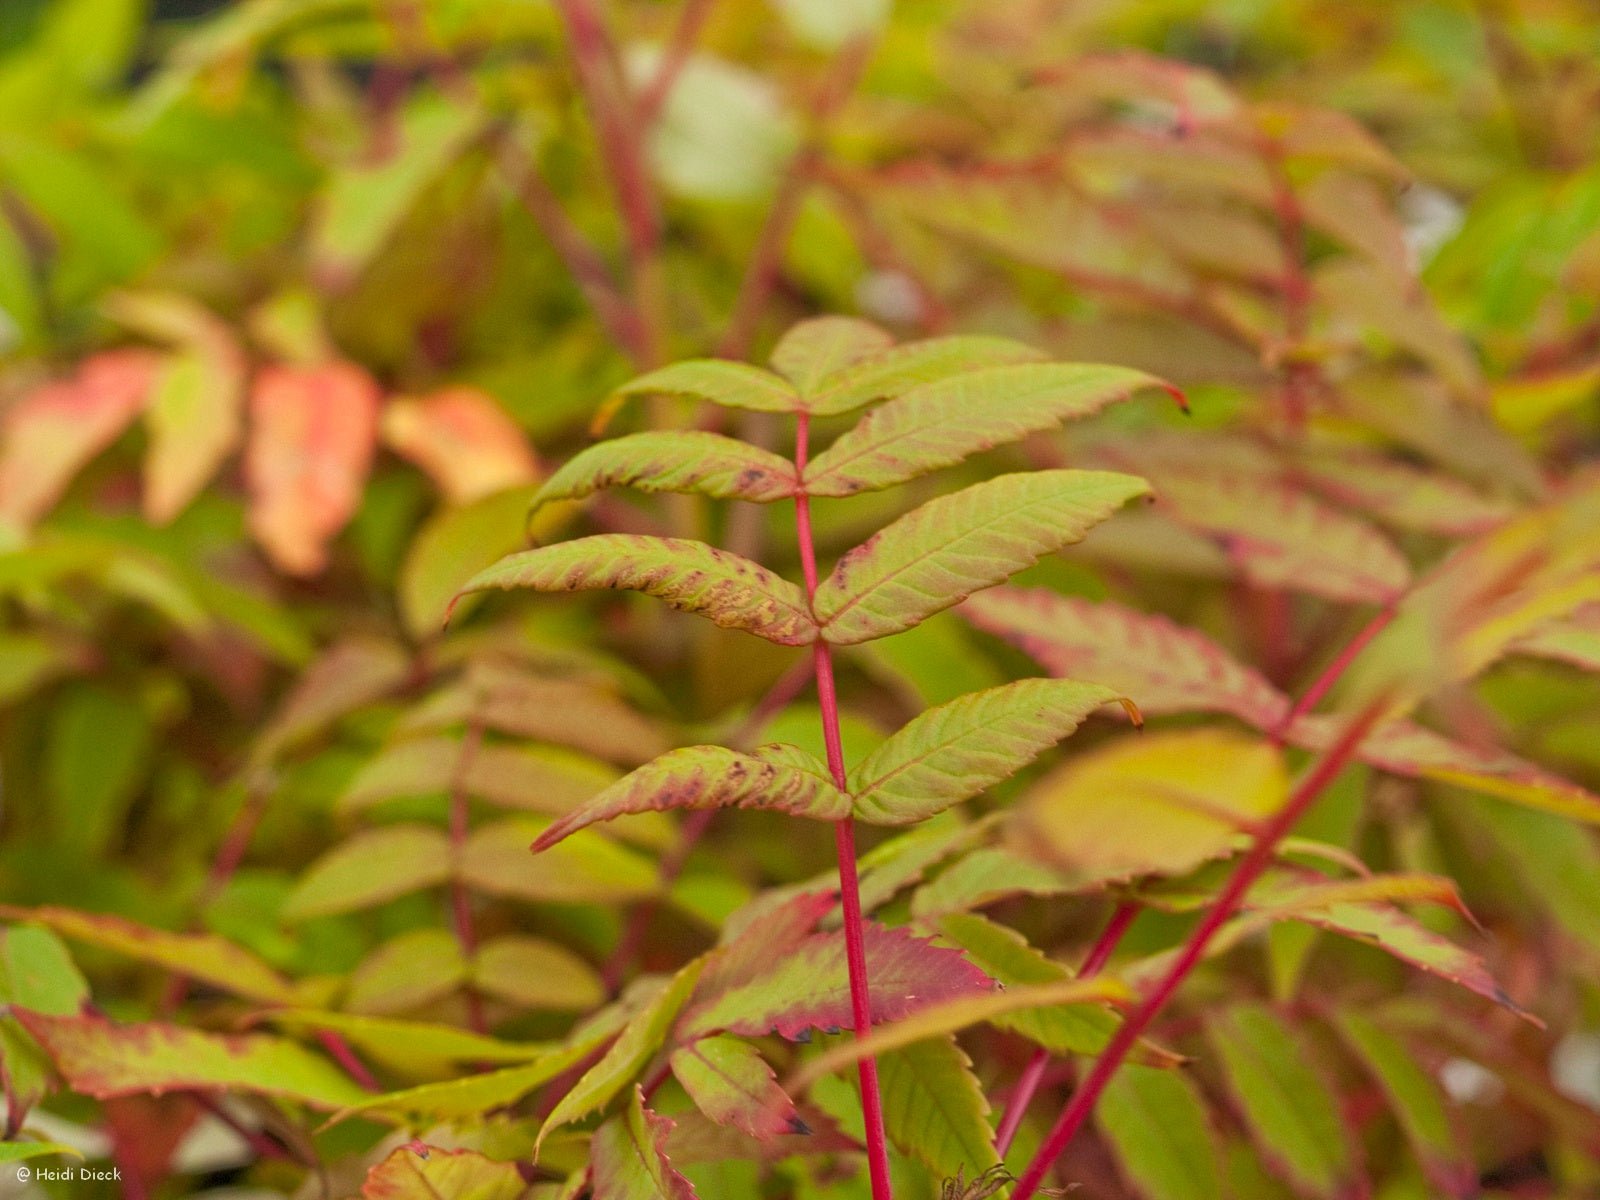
(794, 414, 894, 1200)
(449, 722, 488, 1033)
(1278, 604, 1397, 738)
(993, 901, 1139, 1155)
(1010, 703, 1387, 1200)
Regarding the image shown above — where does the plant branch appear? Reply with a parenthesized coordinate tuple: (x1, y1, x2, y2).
(636, 0, 717, 125)
(1277, 603, 1398, 737)
(794, 412, 894, 1200)
(449, 721, 488, 1034)
(993, 900, 1139, 1156)
(1009, 701, 1387, 1200)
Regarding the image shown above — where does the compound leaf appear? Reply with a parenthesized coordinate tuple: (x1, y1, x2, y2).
(849, 678, 1126, 824)
(803, 335, 1048, 417)
(814, 470, 1148, 644)
(456, 535, 817, 646)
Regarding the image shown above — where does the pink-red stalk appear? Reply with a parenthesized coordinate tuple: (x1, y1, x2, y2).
(1279, 603, 1398, 735)
(793, 413, 894, 1200)
(994, 900, 1140, 1155)
(1009, 702, 1386, 1200)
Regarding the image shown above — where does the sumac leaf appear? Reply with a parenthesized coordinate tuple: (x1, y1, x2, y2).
(962, 588, 1290, 729)
(0, 350, 157, 530)
(283, 825, 452, 921)
(802, 334, 1048, 417)
(245, 361, 381, 576)
(532, 431, 797, 518)
(541, 962, 705, 1149)
(1097, 1065, 1223, 1200)
(455, 535, 818, 646)
(530, 744, 850, 853)
(590, 1087, 699, 1200)
(804, 362, 1167, 496)
(361, 1144, 531, 1200)
(848, 678, 1126, 824)
(610, 360, 801, 413)
(769, 316, 895, 394)
(669, 1035, 802, 1141)
(13, 1011, 369, 1111)
(682, 921, 997, 1041)
(381, 387, 538, 504)
(1206, 1004, 1359, 1200)
(878, 1034, 999, 1180)
(1017, 730, 1287, 879)
(814, 470, 1149, 644)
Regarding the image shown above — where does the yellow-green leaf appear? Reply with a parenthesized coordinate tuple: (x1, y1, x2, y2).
(848, 678, 1125, 824)
(878, 1034, 999, 1180)
(283, 826, 452, 921)
(530, 745, 850, 853)
(805, 362, 1167, 497)
(814, 470, 1149, 644)
(1017, 730, 1288, 879)
(1097, 1065, 1222, 1200)
(532, 432, 798, 519)
(456, 535, 817, 646)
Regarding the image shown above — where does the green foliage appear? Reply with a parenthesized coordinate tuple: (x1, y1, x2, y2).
(2, 1, 1600, 1197)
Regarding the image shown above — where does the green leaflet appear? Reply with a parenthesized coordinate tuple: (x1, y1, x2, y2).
(0, 1142, 82, 1164)
(590, 1087, 699, 1200)
(848, 677, 1124, 824)
(1206, 1005, 1357, 1200)
(805, 362, 1165, 496)
(465, 817, 661, 904)
(813, 470, 1149, 644)
(933, 913, 1118, 1056)
(540, 961, 707, 1151)
(803, 335, 1048, 417)
(878, 1033, 998, 1181)
(1096, 1065, 1222, 1200)
(14, 1011, 369, 1111)
(610, 360, 801, 413)
(669, 1035, 801, 1141)
(769, 315, 896, 394)
(455, 535, 818, 646)
(282, 825, 452, 921)
(530, 744, 851, 853)
(1, 906, 292, 1004)
(1331, 1009, 1473, 1195)
(530, 432, 798, 518)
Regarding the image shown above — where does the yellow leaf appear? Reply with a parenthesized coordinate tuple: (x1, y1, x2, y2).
(1016, 730, 1287, 878)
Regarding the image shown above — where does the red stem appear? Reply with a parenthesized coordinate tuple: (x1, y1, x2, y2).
(635, 0, 716, 124)
(449, 722, 488, 1034)
(1009, 702, 1386, 1200)
(1277, 604, 1398, 737)
(994, 901, 1139, 1155)
(794, 413, 894, 1200)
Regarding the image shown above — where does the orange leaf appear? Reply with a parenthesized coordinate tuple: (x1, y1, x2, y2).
(245, 362, 380, 575)
(382, 386, 538, 504)
(0, 350, 159, 529)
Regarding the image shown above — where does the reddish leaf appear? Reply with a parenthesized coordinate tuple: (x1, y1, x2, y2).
(591, 1088, 699, 1200)
(0, 350, 158, 529)
(382, 386, 539, 504)
(670, 1035, 803, 1140)
(362, 1144, 532, 1200)
(962, 588, 1289, 729)
(456, 535, 818, 645)
(681, 920, 998, 1040)
(13, 1011, 369, 1110)
(245, 361, 381, 575)
(530, 744, 850, 853)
